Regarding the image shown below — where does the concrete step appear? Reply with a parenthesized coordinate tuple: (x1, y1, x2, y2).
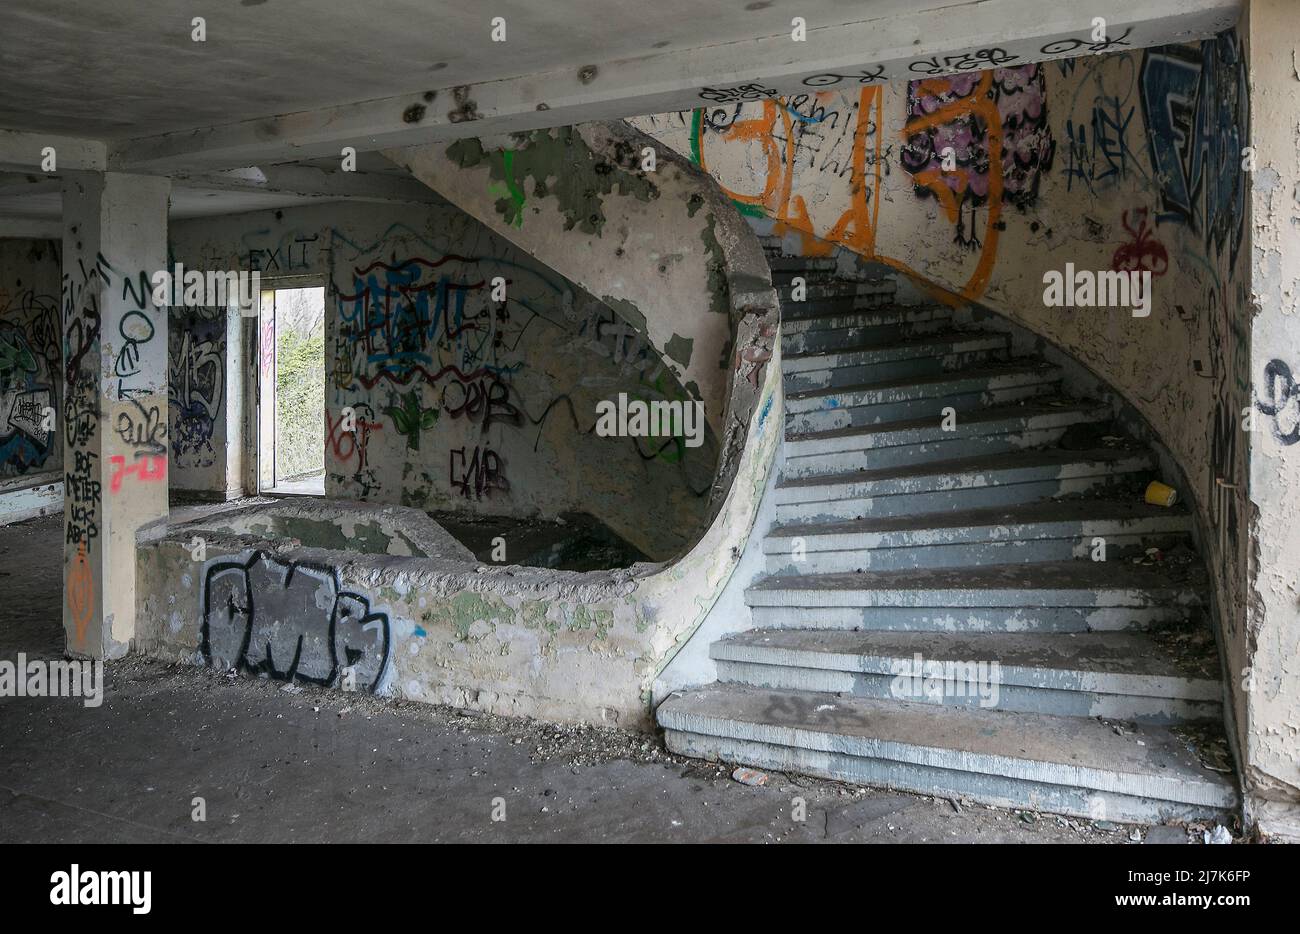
(783, 329, 1011, 393)
(786, 363, 1062, 433)
(657, 684, 1237, 823)
(770, 267, 842, 285)
(745, 560, 1206, 632)
(780, 309, 956, 356)
(783, 401, 1113, 477)
(782, 305, 952, 354)
(711, 629, 1222, 723)
(767, 255, 838, 273)
(773, 447, 1156, 522)
(762, 499, 1191, 574)
(776, 278, 872, 301)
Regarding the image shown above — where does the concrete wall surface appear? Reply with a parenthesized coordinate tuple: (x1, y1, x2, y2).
(1240, 0, 1300, 840)
(169, 197, 723, 561)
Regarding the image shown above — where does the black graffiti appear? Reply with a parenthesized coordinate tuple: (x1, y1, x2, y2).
(908, 48, 1018, 75)
(441, 375, 521, 430)
(1256, 359, 1300, 445)
(763, 693, 868, 729)
(65, 449, 101, 547)
(698, 83, 778, 104)
(449, 445, 507, 499)
(201, 552, 391, 693)
(802, 65, 887, 87)
(115, 400, 167, 456)
(1041, 27, 1134, 56)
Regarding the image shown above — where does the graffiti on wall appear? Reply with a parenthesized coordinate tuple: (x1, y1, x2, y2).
(168, 317, 225, 467)
(1256, 359, 1300, 446)
(0, 302, 58, 473)
(691, 88, 884, 258)
(680, 63, 1054, 302)
(1139, 32, 1248, 273)
(201, 551, 391, 692)
(901, 64, 1056, 248)
(325, 222, 709, 511)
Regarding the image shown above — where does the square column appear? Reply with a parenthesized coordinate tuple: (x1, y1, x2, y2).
(62, 172, 170, 659)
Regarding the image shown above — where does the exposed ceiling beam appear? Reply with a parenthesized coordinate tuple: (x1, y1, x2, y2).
(106, 0, 1239, 173)
(0, 172, 63, 197)
(0, 129, 106, 173)
(173, 162, 443, 204)
(0, 215, 60, 239)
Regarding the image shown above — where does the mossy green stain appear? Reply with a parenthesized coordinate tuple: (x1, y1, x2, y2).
(448, 128, 658, 236)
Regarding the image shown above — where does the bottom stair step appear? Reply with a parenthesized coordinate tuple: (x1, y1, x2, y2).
(710, 629, 1222, 723)
(657, 684, 1237, 823)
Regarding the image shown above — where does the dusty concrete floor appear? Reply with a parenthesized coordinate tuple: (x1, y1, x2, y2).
(0, 513, 1202, 844)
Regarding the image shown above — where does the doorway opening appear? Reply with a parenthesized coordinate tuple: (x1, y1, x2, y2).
(258, 285, 326, 496)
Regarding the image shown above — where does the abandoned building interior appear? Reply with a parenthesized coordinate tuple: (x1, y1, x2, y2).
(0, 0, 1297, 845)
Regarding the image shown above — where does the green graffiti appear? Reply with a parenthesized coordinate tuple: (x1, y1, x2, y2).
(384, 390, 439, 451)
(448, 127, 659, 235)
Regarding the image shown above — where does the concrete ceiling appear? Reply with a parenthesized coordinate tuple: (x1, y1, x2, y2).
(0, 0, 1242, 227)
(3, 0, 946, 138)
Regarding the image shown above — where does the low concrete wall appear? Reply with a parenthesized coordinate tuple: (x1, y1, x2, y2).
(0, 472, 61, 526)
(136, 346, 782, 728)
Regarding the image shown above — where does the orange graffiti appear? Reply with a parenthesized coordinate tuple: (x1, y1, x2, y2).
(897, 72, 1004, 301)
(697, 79, 1004, 303)
(67, 541, 94, 647)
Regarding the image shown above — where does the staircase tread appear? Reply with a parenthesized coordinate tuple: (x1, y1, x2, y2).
(776, 446, 1152, 489)
(747, 559, 1208, 594)
(783, 327, 1005, 362)
(715, 629, 1221, 685)
(657, 684, 1236, 801)
(782, 304, 950, 328)
(767, 497, 1189, 537)
(786, 399, 1108, 443)
(787, 362, 1061, 401)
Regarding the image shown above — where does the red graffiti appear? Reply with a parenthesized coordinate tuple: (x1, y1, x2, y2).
(1111, 208, 1169, 276)
(327, 408, 382, 469)
(109, 454, 167, 492)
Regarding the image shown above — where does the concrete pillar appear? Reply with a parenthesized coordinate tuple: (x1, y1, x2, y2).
(1242, 0, 1300, 840)
(61, 172, 170, 659)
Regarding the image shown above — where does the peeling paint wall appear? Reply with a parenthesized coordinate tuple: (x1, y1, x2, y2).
(386, 123, 778, 444)
(170, 198, 718, 559)
(635, 29, 1264, 807)
(1241, 0, 1300, 839)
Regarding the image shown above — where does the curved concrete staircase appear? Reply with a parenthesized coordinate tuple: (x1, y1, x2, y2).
(657, 238, 1238, 824)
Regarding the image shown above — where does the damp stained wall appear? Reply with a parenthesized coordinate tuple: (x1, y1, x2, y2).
(630, 26, 1300, 832)
(1239, 0, 1300, 838)
(169, 198, 718, 560)
(385, 121, 778, 445)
